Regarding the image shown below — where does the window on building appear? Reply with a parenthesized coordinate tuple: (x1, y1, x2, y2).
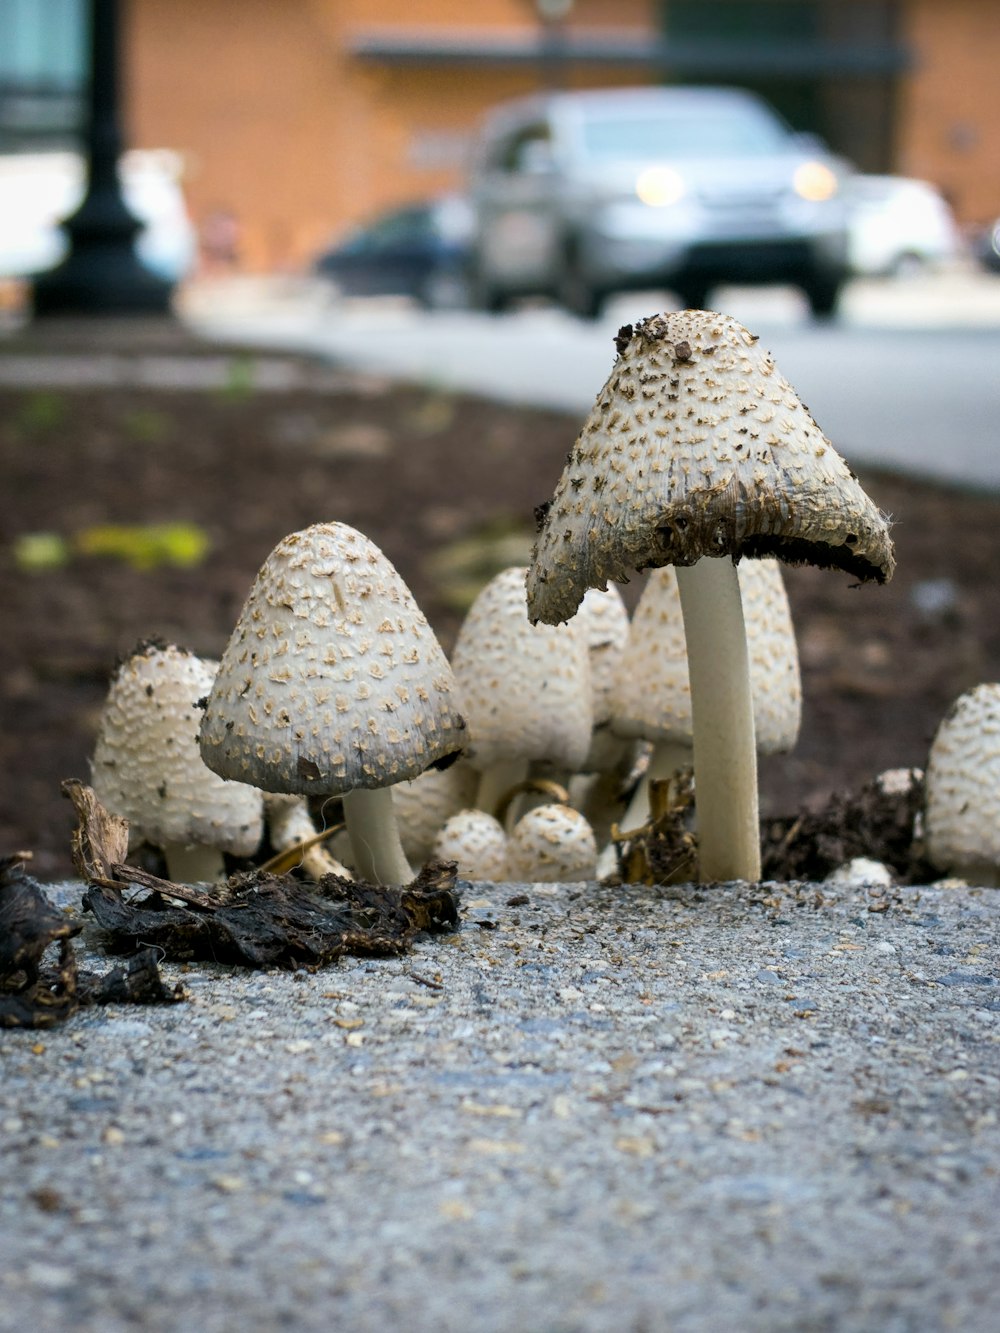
(0, 0, 86, 151)
(659, 0, 905, 172)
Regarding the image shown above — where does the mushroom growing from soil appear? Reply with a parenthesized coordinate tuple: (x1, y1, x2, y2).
(91, 641, 264, 883)
(611, 556, 802, 834)
(450, 565, 592, 817)
(391, 759, 478, 866)
(526, 310, 894, 883)
(925, 682, 1000, 886)
(433, 808, 508, 881)
(198, 522, 467, 886)
(505, 804, 598, 883)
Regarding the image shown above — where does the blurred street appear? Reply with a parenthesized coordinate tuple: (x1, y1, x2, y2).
(185, 266, 1000, 490)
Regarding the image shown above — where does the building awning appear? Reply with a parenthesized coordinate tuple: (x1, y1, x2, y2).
(348, 28, 912, 77)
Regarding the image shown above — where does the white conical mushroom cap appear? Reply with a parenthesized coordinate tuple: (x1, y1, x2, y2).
(740, 558, 801, 755)
(392, 759, 478, 863)
(433, 808, 508, 880)
(579, 584, 630, 727)
(199, 522, 466, 796)
(450, 566, 593, 774)
(526, 310, 894, 625)
(609, 559, 800, 754)
(925, 683, 1000, 881)
(505, 804, 598, 882)
(91, 642, 263, 856)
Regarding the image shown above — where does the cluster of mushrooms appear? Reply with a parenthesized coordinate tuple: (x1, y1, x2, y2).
(89, 311, 1000, 889)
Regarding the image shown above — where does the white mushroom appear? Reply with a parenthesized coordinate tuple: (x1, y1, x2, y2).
(610, 566, 693, 828)
(505, 804, 598, 883)
(198, 522, 467, 886)
(823, 857, 894, 889)
(263, 793, 351, 879)
(432, 808, 508, 881)
(925, 683, 1000, 886)
(527, 311, 893, 883)
(450, 565, 592, 816)
(611, 558, 801, 833)
(391, 759, 478, 866)
(578, 584, 631, 773)
(91, 641, 264, 883)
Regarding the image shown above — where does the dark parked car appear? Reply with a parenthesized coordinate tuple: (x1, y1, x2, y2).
(313, 196, 473, 307)
(973, 218, 1000, 274)
(466, 86, 854, 318)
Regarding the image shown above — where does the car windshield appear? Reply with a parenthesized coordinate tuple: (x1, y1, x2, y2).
(578, 105, 790, 161)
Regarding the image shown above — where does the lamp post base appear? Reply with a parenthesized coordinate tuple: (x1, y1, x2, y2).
(33, 242, 174, 317)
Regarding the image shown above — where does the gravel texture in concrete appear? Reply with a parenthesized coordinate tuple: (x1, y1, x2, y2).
(1, 875, 998, 1332)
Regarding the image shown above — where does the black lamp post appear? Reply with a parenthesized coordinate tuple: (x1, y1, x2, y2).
(32, 0, 174, 316)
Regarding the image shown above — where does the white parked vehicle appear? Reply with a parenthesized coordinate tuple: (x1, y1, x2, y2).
(467, 86, 854, 319)
(845, 175, 962, 277)
(0, 149, 197, 282)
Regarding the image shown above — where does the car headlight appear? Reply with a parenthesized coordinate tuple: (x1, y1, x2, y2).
(635, 166, 686, 207)
(793, 161, 839, 202)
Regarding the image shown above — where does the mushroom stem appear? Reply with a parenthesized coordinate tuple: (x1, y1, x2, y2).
(618, 740, 694, 835)
(342, 786, 414, 886)
(675, 557, 761, 883)
(264, 793, 351, 880)
(161, 841, 227, 885)
(475, 758, 530, 821)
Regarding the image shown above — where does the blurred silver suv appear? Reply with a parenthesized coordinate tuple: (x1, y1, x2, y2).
(467, 86, 853, 318)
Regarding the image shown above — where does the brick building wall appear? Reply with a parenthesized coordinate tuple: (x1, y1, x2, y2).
(124, 0, 1000, 273)
(897, 0, 1000, 224)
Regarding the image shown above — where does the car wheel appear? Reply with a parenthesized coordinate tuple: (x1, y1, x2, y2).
(673, 281, 712, 311)
(417, 268, 471, 311)
(802, 272, 845, 319)
(557, 249, 604, 320)
(467, 263, 508, 314)
(889, 251, 926, 280)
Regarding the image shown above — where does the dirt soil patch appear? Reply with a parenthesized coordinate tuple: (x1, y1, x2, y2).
(2, 341, 999, 879)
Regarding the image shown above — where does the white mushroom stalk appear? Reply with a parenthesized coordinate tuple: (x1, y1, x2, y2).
(675, 557, 759, 881)
(199, 523, 467, 887)
(613, 558, 801, 852)
(91, 642, 264, 885)
(526, 311, 894, 884)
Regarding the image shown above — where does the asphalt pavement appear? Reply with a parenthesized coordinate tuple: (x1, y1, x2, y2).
(183, 266, 1000, 490)
(2, 873, 998, 1332)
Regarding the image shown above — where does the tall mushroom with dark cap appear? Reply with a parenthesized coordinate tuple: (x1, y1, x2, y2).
(526, 310, 894, 883)
(198, 522, 467, 886)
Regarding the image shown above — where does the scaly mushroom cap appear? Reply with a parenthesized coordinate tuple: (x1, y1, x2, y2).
(505, 804, 598, 883)
(925, 683, 1000, 879)
(92, 642, 263, 856)
(433, 808, 508, 881)
(450, 566, 592, 773)
(526, 310, 895, 625)
(199, 522, 466, 796)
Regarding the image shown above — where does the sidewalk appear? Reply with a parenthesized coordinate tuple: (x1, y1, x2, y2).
(2, 872, 998, 1332)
